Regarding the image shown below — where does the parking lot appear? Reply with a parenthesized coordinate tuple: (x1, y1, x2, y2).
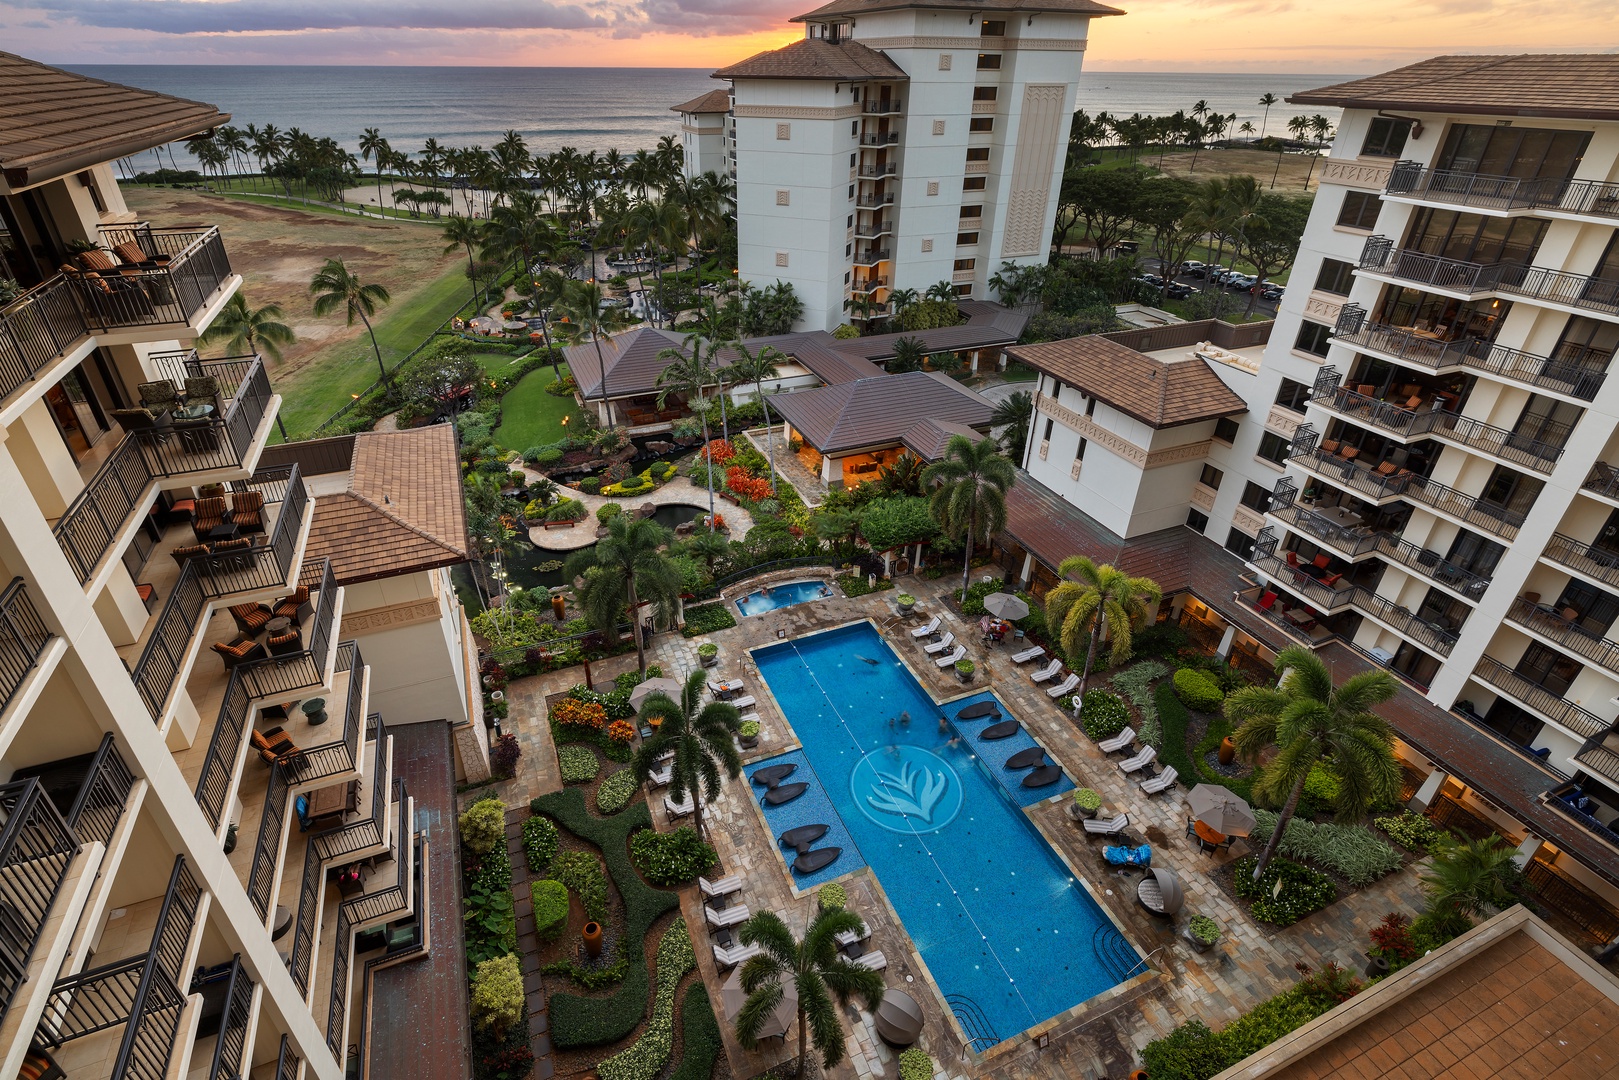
(1135, 259, 1284, 318)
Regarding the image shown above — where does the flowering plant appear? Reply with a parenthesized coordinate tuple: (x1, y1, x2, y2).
(606, 719, 636, 744)
(1368, 912, 1420, 964)
(726, 465, 774, 502)
(551, 698, 607, 730)
(703, 439, 737, 465)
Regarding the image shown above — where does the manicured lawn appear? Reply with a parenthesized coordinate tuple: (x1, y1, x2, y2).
(493, 364, 581, 452)
(472, 351, 530, 378)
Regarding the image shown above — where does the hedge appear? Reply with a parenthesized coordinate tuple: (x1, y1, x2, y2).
(629, 826, 717, 886)
(596, 769, 639, 815)
(1152, 682, 1199, 787)
(469, 954, 525, 1035)
(1233, 855, 1337, 926)
(1079, 690, 1130, 739)
(669, 983, 723, 1080)
(1173, 667, 1225, 711)
(596, 918, 696, 1080)
(522, 815, 559, 874)
(532, 789, 681, 1048)
(1248, 810, 1404, 886)
(682, 603, 737, 637)
(531, 879, 569, 940)
(558, 745, 601, 783)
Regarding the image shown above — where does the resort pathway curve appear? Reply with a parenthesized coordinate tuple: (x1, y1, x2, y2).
(524, 473, 755, 551)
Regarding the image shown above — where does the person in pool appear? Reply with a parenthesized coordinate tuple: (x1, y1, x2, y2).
(819, 583, 832, 597)
(938, 716, 950, 735)
(898, 710, 911, 727)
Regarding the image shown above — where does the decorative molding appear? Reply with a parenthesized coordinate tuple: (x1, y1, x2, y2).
(1070, 460, 1082, 480)
(1318, 158, 1393, 189)
(938, 53, 953, 70)
(952, 269, 975, 283)
(1231, 504, 1267, 536)
(1037, 393, 1149, 466)
(1038, 439, 1049, 460)
(733, 104, 863, 120)
(1000, 84, 1065, 258)
(964, 161, 990, 175)
(858, 35, 1086, 50)
(972, 102, 996, 115)
(343, 597, 443, 633)
(1191, 484, 1217, 513)
(1304, 291, 1344, 324)
(1265, 403, 1304, 438)
(959, 217, 983, 230)
(1144, 440, 1214, 470)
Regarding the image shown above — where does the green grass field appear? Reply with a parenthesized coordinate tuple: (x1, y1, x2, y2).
(493, 364, 580, 452)
(147, 176, 438, 222)
(471, 352, 531, 378)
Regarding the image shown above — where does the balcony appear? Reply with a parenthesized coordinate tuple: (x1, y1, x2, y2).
(853, 248, 892, 267)
(864, 99, 903, 114)
(0, 229, 235, 409)
(1543, 533, 1619, 592)
(856, 194, 895, 209)
(859, 132, 899, 147)
(0, 578, 54, 717)
(1270, 503, 1383, 559)
(857, 164, 897, 179)
(1375, 533, 1491, 598)
(0, 778, 81, 1028)
(1251, 548, 1359, 613)
(1386, 162, 1619, 222)
(1472, 655, 1612, 741)
(854, 219, 894, 240)
(1506, 596, 1619, 679)
(1352, 588, 1461, 656)
(198, 956, 254, 1080)
(1498, 265, 1619, 319)
(1289, 446, 1415, 506)
(1401, 473, 1528, 540)
(53, 354, 278, 586)
(1585, 461, 1619, 504)
(1357, 236, 1512, 296)
(851, 277, 887, 295)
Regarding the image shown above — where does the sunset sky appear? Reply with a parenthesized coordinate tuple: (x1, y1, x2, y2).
(2, 0, 1614, 71)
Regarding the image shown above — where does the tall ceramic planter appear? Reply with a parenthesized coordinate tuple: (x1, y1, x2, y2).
(583, 921, 603, 959)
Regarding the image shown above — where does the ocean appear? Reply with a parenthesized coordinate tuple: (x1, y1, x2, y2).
(70, 65, 1362, 169)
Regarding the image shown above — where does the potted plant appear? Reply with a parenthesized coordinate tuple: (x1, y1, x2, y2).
(896, 593, 917, 614)
(697, 642, 719, 668)
(1067, 788, 1101, 821)
(818, 882, 847, 911)
(1184, 914, 1221, 953)
(954, 658, 975, 683)
(739, 720, 760, 748)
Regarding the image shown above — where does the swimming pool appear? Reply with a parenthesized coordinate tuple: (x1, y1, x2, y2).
(734, 579, 830, 617)
(748, 622, 1135, 1046)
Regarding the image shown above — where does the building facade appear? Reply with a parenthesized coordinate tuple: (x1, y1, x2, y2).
(705, 0, 1122, 333)
(671, 88, 733, 182)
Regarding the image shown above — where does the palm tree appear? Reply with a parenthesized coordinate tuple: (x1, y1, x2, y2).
(657, 341, 719, 527)
(888, 287, 919, 313)
(724, 341, 786, 487)
(358, 128, 390, 211)
(309, 258, 392, 381)
(1305, 115, 1333, 187)
(889, 335, 926, 373)
(1420, 834, 1530, 921)
(925, 280, 956, 303)
(1258, 92, 1279, 141)
(921, 435, 1015, 601)
(1238, 121, 1256, 144)
(563, 515, 682, 675)
(1227, 645, 1401, 881)
(199, 293, 297, 363)
(1043, 557, 1160, 706)
(441, 215, 484, 307)
(990, 389, 1033, 462)
(554, 279, 629, 422)
(734, 907, 885, 1076)
(631, 668, 742, 839)
(530, 268, 572, 376)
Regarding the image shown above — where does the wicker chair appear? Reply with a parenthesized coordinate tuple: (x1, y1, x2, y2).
(209, 537, 254, 572)
(192, 497, 227, 541)
(229, 602, 273, 636)
(138, 380, 182, 412)
(231, 491, 265, 534)
(184, 376, 223, 413)
(170, 543, 210, 568)
(111, 407, 170, 438)
(274, 586, 313, 625)
(211, 635, 266, 670)
(266, 629, 303, 657)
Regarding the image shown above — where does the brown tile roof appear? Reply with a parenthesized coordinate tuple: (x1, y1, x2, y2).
(305, 425, 471, 585)
(830, 301, 1029, 363)
(901, 418, 989, 462)
(713, 39, 908, 82)
(0, 51, 230, 188)
(713, 331, 886, 385)
(566, 326, 690, 401)
(770, 371, 991, 454)
(1006, 335, 1249, 429)
(1289, 54, 1619, 122)
(791, 0, 1124, 22)
(670, 89, 732, 115)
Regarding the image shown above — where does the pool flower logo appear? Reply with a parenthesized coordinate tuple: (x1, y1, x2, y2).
(852, 746, 963, 833)
(868, 762, 948, 823)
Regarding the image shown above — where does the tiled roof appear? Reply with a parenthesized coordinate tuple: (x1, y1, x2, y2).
(901, 418, 989, 462)
(713, 331, 887, 386)
(305, 425, 471, 585)
(713, 39, 908, 82)
(829, 301, 1029, 362)
(1006, 334, 1249, 429)
(566, 326, 690, 400)
(770, 370, 991, 453)
(791, 0, 1124, 22)
(670, 89, 732, 115)
(0, 51, 230, 187)
(1289, 54, 1619, 122)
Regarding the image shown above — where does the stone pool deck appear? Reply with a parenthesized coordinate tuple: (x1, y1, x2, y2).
(524, 472, 755, 551)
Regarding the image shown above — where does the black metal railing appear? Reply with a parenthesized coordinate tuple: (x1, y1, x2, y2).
(246, 750, 291, 921)
(859, 132, 899, 146)
(1387, 163, 1619, 224)
(856, 194, 895, 208)
(1351, 589, 1460, 656)
(1586, 461, 1619, 501)
(1251, 550, 1358, 611)
(204, 956, 254, 1080)
(0, 778, 79, 1027)
(1431, 411, 1571, 473)
(1374, 534, 1492, 598)
(855, 219, 894, 236)
(1331, 306, 1493, 372)
(1525, 855, 1619, 943)
(853, 247, 892, 263)
(236, 557, 338, 700)
(1507, 597, 1619, 677)
(1290, 446, 1415, 500)
(1544, 533, 1619, 592)
(1467, 342, 1610, 401)
(313, 715, 390, 866)
(1358, 236, 1513, 294)
(1498, 264, 1619, 317)
(857, 164, 897, 178)
(1269, 504, 1383, 557)
(1575, 743, 1619, 788)
(274, 1035, 300, 1080)
(0, 277, 91, 405)
(1472, 655, 1611, 741)
(292, 639, 366, 786)
(65, 733, 138, 846)
(0, 578, 53, 716)
(1401, 474, 1528, 539)
(863, 99, 903, 114)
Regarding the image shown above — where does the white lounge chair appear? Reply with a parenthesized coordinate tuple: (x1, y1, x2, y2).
(1141, 766, 1179, 795)
(1011, 645, 1045, 663)
(1030, 659, 1063, 683)
(1119, 746, 1157, 774)
(934, 645, 966, 668)
(648, 765, 673, 787)
(910, 615, 941, 639)
(665, 793, 695, 817)
(1083, 812, 1130, 835)
(852, 950, 887, 971)
(655, 750, 675, 765)
(1046, 673, 1080, 699)
(834, 921, 870, 948)
(729, 695, 757, 711)
(699, 874, 742, 899)
(708, 679, 744, 696)
(1097, 727, 1136, 754)
(713, 942, 763, 969)
(923, 631, 956, 655)
(704, 903, 751, 929)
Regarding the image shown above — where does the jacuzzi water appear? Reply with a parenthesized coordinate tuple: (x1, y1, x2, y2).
(734, 579, 831, 617)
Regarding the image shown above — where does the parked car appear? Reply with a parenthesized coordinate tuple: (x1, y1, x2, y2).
(1261, 284, 1286, 301)
(1225, 274, 1257, 291)
(1181, 260, 1206, 274)
(1135, 273, 1166, 288)
(1165, 282, 1198, 300)
(1187, 264, 1223, 280)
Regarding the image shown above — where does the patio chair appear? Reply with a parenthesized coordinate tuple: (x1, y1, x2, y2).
(1097, 726, 1136, 754)
(729, 695, 756, 711)
(1141, 765, 1179, 794)
(1256, 591, 1278, 612)
(211, 635, 267, 670)
(665, 793, 695, 818)
(250, 727, 299, 766)
(229, 602, 273, 635)
(1045, 673, 1079, 698)
(922, 631, 956, 655)
(1083, 812, 1130, 835)
(835, 921, 871, 949)
(704, 903, 750, 929)
(852, 950, 888, 971)
(1119, 746, 1157, 774)
(111, 407, 171, 439)
(934, 645, 966, 668)
(137, 380, 182, 412)
(713, 942, 763, 969)
(231, 490, 265, 534)
(1029, 658, 1063, 683)
(699, 874, 742, 900)
(170, 543, 210, 568)
(648, 765, 672, 787)
(1010, 644, 1045, 663)
(208, 538, 254, 573)
(274, 586, 313, 625)
(266, 629, 303, 657)
(909, 615, 941, 639)
(192, 497, 228, 540)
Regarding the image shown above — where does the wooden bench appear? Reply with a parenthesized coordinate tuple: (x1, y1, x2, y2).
(541, 519, 578, 530)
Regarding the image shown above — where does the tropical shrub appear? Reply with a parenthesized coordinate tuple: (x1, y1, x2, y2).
(460, 797, 507, 856)
(898, 1049, 935, 1080)
(490, 733, 521, 779)
(596, 770, 639, 814)
(597, 503, 622, 523)
(545, 498, 586, 522)
(580, 477, 601, 494)
(702, 439, 736, 465)
(522, 815, 558, 874)
(957, 577, 1004, 617)
(558, 745, 600, 783)
(607, 719, 636, 745)
(1111, 659, 1167, 747)
(670, 985, 722, 1080)
(1367, 912, 1420, 969)
(696, 642, 719, 661)
(629, 826, 717, 885)
(1248, 810, 1403, 886)
(1374, 810, 1445, 854)
(551, 698, 607, 730)
(595, 919, 696, 1080)
(1173, 667, 1225, 710)
(739, 720, 761, 738)
(1233, 855, 1337, 926)
(531, 879, 569, 940)
(535, 447, 565, 466)
(819, 882, 847, 910)
(469, 954, 525, 1035)
(1079, 690, 1131, 739)
(1188, 914, 1221, 945)
(650, 460, 674, 480)
(725, 464, 773, 502)
(681, 603, 736, 636)
(464, 843, 517, 964)
(551, 850, 609, 923)
(1072, 788, 1102, 812)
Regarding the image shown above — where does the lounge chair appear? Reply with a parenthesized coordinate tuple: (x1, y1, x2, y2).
(229, 602, 273, 635)
(713, 942, 763, 969)
(909, 615, 941, 639)
(1119, 746, 1157, 774)
(834, 921, 871, 948)
(274, 586, 313, 626)
(1140, 766, 1179, 794)
(933, 645, 966, 668)
(1010, 645, 1045, 663)
(137, 380, 182, 412)
(704, 903, 750, 929)
(212, 635, 266, 670)
(729, 695, 756, 711)
(699, 874, 742, 899)
(1030, 659, 1063, 683)
(648, 765, 672, 787)
(923, 631, 956, 655)
(1097, 727, 1136, 754)
(1083, 813, 1130, 835)
(665, 793, 695, 818)
(250, 727, 299, 766)
(851, 950, 887, 971)
(1046, 673, 1080, 699)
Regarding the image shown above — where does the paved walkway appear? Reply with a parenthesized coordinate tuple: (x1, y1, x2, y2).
(525, 473, 756, 551)
(744, 426, 827, 508)
(507, 807, 557, 1080)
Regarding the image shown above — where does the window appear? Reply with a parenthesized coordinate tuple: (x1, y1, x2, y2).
(973, 86, 998, 101)
(1050, 379, 1063, 398)
(1240, 481, 1272, 512)
(1479, 463, 1543, 518)
(1199, 464, 1223, 489)
(961, 205, 983, 218)
(980, 19, 1005, 34)
(964, 176, 987, 191)
(1403, 207, 1546, 266)
(1074, 438, 1087, 462)
(957, 232, 979, 246)
(1314, 258, 1356, 296)
(1212, 417, 1240, 444)
(847, 214, 854, 227)
(1515, 640, 1581, 695)
(1437, 124, 1590, 182)
(977, 53, 1002, 70)
(1337, 190, 1381, 231)
(776, 123, 791, 140)
(1295, 321, 1333, 358)
(1274, 377, 1312, 412)
(1224, 528, 1257, 560)
(852, 121, 859, 136)
(1361, 117, 1413, 158)
(844, 271, 851, 284)
(850, 153, 857, 167)
(953, 258, 975, 271)
(1554, 579, 1619, 636)
(1085, 396, 1096, 418)
(966, 147, 991, 162)
(846, 243, 852, 256)
(954, 284, 972, 297)
(1257, 431, 1291, 465)
(1187, 508, 1210, 532)
(1043, 418, 1054, 441)
(970, 117, 994, 133)
(849, 185, 855, 198)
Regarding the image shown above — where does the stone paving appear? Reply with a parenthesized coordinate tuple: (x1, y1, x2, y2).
(524, 472, 757, 550)
(743, 426, 828, 508)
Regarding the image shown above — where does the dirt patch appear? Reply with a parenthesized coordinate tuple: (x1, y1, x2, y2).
(1120, 145, 1327, 193)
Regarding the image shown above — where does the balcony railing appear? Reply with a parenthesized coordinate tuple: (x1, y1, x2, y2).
(853, 248, 892, 265)
(1401, 473, 1528, 540)
(1387, 162, 1619, 221)
(65, 733, 138, 847)
(1331, 304, 1490, 371)
(1431, 410, 1571, 474)
(1357, 236, 1513, 295)
(0, 578, 53, 716)
(291, 637, 366, 787)
(327, 781, 411, 1065)
(245, 750, 291, 921)
(128, 466, 309, 720)
(1270, 503, 1383, 557)
(39, 856, 201, 1080)
(203, 956, 254, 1080)
(312, 715, 390, 866)
(1374, 533, 1492, 598)
(859, 132, 899, 146)
(864, 99, 903, 114)
(0, 778, 80, 1027)
(1498, 264, 1619, 318)
(54, 355, 276, 584)
(856, 194, 895, 208)
(1507, 596, 1619, 677)
(1289, 447, 1414, 504)
(852, 277, 887, 294)
(1468, 342, 1610, 401)
(274, 1035, 300, 1080)
(1472, 655, 1611, 741)
(236, 557, 338, 701)
(1251, 549, 1358, 613)
(857, 164, 897, 178)
(1544, 533, 1619, 592)
(855, 220, 894, 238)
(1352, 589, 1461, 656)
(1586, 461, 1619, 501)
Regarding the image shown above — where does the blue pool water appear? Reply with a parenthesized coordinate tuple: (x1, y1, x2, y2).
(734, 579, 831, 617)
(748, 623, 1133, 1043)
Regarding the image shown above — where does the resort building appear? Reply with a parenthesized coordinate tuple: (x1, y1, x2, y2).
(672, 89, 733, 182)
(700, 0, 1123, 332)
(0, 54, 461, 1080)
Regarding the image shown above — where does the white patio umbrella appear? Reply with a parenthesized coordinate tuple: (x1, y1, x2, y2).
(721, 967, 798, 1040)
(981, 592, 1030, 621)
(1186, 783, 1257, 837)
(629, 677, 683, 711)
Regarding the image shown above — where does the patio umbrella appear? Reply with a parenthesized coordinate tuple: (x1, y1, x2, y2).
(629, 677, 683, 711)
(1186, 784, 1256, 837)
(721, 968, 798, 1040)
(981, 592, 1030, 621)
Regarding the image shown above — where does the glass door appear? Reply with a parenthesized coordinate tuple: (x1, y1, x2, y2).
(44, 367, 112, 464)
